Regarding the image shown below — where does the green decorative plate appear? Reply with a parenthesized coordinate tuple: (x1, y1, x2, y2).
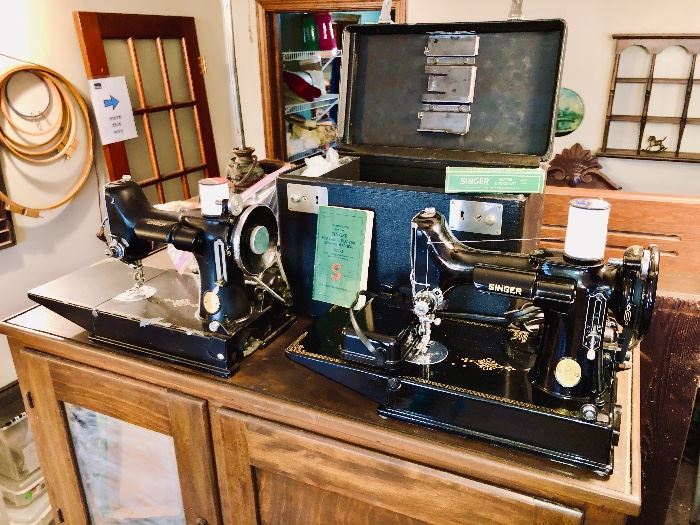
(556, 88, 584, 137)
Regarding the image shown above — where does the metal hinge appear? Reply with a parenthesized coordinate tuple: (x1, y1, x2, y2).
(56, 508, 65, 523)
(25, 391, 34, 409)
(198, 56, 207, 76)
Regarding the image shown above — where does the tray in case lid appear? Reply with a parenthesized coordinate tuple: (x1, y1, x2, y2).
(338, 19, 566, 167)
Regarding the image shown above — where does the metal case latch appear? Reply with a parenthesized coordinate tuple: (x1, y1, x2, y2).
(448, 200, 503, 235)
(418, 32, 479, 135)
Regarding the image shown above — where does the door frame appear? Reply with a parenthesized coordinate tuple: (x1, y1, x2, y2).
(255, 0, 407, 161)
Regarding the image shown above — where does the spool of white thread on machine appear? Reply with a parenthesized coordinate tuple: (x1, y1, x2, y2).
(563, 198, 611, 261)
(199, 177, 230, 217)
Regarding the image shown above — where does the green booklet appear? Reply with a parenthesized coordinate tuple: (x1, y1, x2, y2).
(445, 166, 545, 193)
(312, 205, 374, 309)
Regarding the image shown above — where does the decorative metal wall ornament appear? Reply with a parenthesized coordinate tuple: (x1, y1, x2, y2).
(547, 143, 621, 189)
(644, 135, 668, 153)
(555, 88, 584, 137)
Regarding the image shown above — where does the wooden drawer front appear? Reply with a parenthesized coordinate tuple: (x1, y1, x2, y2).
(212, 408, 583, 525)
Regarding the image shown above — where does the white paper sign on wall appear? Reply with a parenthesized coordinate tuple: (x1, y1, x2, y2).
(88, 76, 138, 145)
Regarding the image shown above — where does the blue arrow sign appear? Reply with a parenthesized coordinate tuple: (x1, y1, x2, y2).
(103, 95, 119, 110)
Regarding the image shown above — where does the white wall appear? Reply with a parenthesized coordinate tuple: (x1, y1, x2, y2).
(0, 0, 236, 386)
(231, 0, 700, 194)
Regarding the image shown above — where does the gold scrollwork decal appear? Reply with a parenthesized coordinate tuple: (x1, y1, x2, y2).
(508, 328, 529, 343)
(461, 357, 515, 372)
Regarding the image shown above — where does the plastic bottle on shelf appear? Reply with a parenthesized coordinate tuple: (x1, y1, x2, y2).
(301, 14, 319, 51)
(315, 12, 336, 51)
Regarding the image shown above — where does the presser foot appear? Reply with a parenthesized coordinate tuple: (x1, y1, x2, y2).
(404, 339, 448, 365)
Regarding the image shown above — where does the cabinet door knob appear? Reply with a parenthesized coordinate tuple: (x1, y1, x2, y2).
(195, 519, 209, 525)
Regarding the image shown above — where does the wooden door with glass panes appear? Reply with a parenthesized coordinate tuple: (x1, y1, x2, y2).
(11, 346, 221, 525)
(74, 12, 219, 203)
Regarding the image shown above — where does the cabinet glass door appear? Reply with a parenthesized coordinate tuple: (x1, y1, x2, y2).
(13, 348, 221, 525)
(65, 404, 185, 525)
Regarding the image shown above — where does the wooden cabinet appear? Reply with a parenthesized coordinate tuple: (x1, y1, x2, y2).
(3, 308, 641, 524)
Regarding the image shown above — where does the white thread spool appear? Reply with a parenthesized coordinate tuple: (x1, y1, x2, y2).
(199, 178, 230, 217)
(564, 198, 611, 261)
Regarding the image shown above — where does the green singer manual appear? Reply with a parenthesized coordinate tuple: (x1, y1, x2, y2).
(312, 205, 374, 309)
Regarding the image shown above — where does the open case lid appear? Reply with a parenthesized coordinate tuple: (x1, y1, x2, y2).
(338, 19, 566, 166)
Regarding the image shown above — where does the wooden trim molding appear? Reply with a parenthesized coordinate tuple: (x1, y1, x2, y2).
(255, 0, 407, 160)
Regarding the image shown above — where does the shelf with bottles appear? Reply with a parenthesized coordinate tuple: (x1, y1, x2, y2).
(288, 141, 337, 163)
(284, 94, 339, 117)
(282, 49, 342, 63)
(279, 11, 365, 162)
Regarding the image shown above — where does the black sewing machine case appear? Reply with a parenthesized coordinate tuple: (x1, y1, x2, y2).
(278, 20, 626, 475)
(278, 19, 565, 317)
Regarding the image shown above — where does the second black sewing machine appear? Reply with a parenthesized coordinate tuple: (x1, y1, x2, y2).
(287, 201, 659, 474)
(283, 20, 660, 474)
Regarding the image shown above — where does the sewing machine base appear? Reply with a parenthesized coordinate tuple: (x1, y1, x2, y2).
(29, 259, 295, 377)
(286, 305, 621, 475)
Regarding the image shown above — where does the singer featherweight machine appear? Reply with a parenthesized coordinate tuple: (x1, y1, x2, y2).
(287, 200, 659, 474)
(29, 177, 294, 377)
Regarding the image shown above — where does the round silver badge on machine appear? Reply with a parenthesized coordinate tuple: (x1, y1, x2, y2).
(554, 357, 582, 388)
(203, 290, 221, 314)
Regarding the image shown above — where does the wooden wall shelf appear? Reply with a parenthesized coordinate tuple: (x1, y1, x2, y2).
(599, 34, 700, 163)
(598, 148, 700, 163)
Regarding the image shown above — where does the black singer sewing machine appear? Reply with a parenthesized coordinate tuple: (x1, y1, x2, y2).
(29, 177, 294, 377)
(287, 204, 659, 474)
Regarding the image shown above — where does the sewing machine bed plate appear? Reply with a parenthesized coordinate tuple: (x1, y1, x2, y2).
(286, 306, 618, 474)
(28, 259, 294, 377)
